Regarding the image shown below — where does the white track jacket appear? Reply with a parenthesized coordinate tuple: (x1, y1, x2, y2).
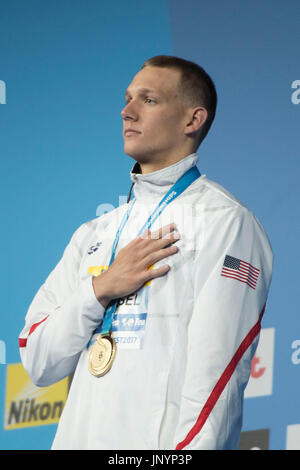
(19, 153, 273, 450)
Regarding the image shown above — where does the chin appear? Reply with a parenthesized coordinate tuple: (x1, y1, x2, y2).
(124, 145, 153, 164)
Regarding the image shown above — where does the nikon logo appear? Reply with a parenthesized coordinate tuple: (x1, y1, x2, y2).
(7, 398, 63, 426)
(4, 363, 69, 430)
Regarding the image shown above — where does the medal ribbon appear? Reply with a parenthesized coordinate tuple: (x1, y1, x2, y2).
(91, 165, 201, 341)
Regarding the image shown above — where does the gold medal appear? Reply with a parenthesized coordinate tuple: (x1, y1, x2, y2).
(88, 333, 116, 377)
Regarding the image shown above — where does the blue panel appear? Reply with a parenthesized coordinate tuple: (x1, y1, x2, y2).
(0, 0, 171, 450)
(169, 0, 300, 450)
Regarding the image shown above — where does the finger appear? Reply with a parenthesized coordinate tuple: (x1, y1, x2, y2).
(143, 244, 179, 267)
(149, 223, 177, 240)
(139, 228, 151, 240)
(139, 231, 180, 258)
(143, 264, 170, 282)
(150, 232, 180, 252)
(161, 230, 180, 244)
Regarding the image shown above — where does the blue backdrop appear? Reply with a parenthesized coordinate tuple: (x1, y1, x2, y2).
(1, 0, 299, 450)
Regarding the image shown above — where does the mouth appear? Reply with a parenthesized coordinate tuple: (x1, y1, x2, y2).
(124, 129, 141, 138)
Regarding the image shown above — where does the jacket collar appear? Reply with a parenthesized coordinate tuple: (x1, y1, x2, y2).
(129, 153, 199, 202)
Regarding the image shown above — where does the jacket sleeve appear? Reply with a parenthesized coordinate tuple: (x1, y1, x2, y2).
(173, 207, 273, 450)
(18, 223, 106, 387)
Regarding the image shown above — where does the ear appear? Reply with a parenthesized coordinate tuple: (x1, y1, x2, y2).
(184, 107, 208, 136)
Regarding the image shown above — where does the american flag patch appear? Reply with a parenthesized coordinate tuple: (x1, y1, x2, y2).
(221, 255, 260, 290)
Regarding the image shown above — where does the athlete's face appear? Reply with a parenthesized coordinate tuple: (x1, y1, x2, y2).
(121, 66, 190, 168)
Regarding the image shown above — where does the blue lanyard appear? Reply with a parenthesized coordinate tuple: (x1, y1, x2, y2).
(99, 165, 201, 336)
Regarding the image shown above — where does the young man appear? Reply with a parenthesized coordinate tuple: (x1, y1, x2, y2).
(19, 56, 273, 450)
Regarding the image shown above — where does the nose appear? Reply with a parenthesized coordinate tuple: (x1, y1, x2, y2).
(121, 101, 138, 121)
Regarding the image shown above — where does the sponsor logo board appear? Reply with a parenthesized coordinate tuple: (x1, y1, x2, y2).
(4, 363, 69, 430)
(238, 429, 270, 450)
(286, 424, 300, 450)
(245, 328, 275, 398)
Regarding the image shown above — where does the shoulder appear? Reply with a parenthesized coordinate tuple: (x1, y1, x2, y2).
(190, 174, 273, 254)
(191, 174, 260, 222)
(191, 174, 248, 212)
